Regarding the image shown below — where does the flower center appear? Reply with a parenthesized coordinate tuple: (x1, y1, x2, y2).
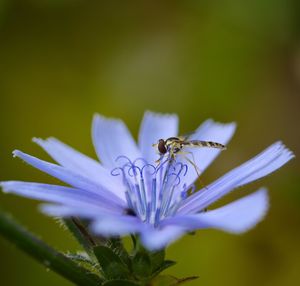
(111, 156, 195, 226)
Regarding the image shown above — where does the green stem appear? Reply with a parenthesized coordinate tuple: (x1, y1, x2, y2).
(64, 218, 97, 256)
(0, 210, 103, 286)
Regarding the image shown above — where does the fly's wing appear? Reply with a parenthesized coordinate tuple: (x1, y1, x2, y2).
(182, 140, 226, 150)
(178, 131, 195, 141)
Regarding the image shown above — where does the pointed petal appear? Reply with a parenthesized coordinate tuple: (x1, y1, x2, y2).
(33, 137, 124, 198)
(12, 150, 126, 206)
(140, 225, 185, 251)
(163, 189, 269, 233)
(40, 204, 121, 218)
(179, 120, 236, 186)
(179, 141, 294, 214)
(91, 216, 144, 237)
(1, 181, 123, 212)
(138, 111, 178, 164)
(92, 114, 141, 168)
(33, 137, 104, 175)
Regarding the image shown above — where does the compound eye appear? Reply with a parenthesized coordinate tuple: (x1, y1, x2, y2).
(158, 139, 167, 154)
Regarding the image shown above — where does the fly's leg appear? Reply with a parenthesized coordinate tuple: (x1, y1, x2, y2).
(155, 154, 165, 165)
(178, 151, 201, 176)
(178, 151, 208, 191)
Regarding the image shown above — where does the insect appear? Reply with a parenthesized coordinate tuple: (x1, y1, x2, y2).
(153, 136, 226, 175)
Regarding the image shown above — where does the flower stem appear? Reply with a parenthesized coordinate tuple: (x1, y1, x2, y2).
(0, 209, 103, 286)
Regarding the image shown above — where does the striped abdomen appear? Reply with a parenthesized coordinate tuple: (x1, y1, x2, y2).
(183, 140, 226, 150)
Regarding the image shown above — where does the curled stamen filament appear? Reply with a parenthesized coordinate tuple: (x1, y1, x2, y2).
(112, 155, 189, 225)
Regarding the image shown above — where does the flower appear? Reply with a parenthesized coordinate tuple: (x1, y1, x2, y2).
(1, 112, 294, 250)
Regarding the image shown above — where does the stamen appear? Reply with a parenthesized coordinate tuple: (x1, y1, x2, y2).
(112, 155, 190, 226)
(134, 183, 145, 216)
(154, 208, 161, 227)
(139, 176, 147, 214)
(150, 177, 157, 223)
(115, 155, 133, 164)
(165, 183, 195, 217)
(125, 191, 134, 211)
(146, 202, 151, 223)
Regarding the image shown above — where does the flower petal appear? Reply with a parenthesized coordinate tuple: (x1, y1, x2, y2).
(1, 181, 123, 212)
(140, 225, 186, 251)
(138, 111, 178, 164)
(33, 137, 124, 196)
(43, 204, 144, 237)
(91, 216, 144, 237)
(179, 119, 236, 186)
(92, 114, 141, 168)
(40, 204, 121, 218)
(179, 141, 294, 214)
(12, 150, 126, 206)
(163, 188, 268, 233)
(33, 137, 104, 175)
(41, 205, 143, 239)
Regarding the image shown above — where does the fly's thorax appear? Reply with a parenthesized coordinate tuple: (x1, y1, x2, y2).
(165, 137, 181, 145)
(165, 137, 183, 154)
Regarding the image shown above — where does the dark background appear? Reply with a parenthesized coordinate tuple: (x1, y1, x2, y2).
(0, 1, 299, 285)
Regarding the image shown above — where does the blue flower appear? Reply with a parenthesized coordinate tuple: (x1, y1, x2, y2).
(1, 112, 294, 250)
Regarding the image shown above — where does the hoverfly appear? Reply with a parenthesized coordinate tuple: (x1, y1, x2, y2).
(153, 136, 226, 175)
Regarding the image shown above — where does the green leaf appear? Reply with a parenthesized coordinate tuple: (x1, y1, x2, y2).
(151, 260, 177, 277)
(102, 279, 140, 286)
(63, 218, 97, 254)
(107, 237, 131, 265)
(132, 251, 152, 278)
(149, 250, 165, 272)
(65, 252, 94, 264)
(64, 252, 101, 273)
(93, 245, 130, 279)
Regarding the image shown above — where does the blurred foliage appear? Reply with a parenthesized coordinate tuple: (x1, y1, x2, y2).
(0, 1, 299, 285)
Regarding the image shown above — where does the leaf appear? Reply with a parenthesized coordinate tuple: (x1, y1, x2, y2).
(64, 252, 101, 273)
(151, 260, 177, 277)
(63, 218, 97, 255)
(65, 252, 94, 265)
(132, 251, 152, 278)
(149, 250, 165, 272)
(107, 237, 131, 265)
(93, 245, 130, 279)
(102, 279, 140, 286)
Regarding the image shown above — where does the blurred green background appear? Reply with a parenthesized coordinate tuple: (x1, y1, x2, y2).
(0, 1, 299, 285)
